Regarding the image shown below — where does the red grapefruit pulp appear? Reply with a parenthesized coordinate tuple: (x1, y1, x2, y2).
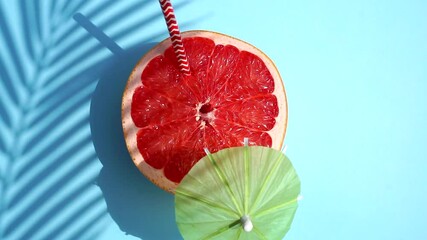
(122, 31, 287, 193)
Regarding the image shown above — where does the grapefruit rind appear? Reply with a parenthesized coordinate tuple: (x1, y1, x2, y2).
(122, 30, 288, 193)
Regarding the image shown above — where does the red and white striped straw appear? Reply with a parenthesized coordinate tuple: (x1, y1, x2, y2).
(159, 0, 191, 76)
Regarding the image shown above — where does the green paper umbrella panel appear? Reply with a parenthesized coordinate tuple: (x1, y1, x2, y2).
(175, 139, 301, 240)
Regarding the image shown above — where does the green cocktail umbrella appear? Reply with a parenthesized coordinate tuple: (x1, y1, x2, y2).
(175, 140, 301, 239)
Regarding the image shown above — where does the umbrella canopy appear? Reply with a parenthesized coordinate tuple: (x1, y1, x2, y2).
(175, 143, 301, 239)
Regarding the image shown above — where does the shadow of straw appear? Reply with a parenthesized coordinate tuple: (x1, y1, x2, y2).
(74, 13, 182, 239)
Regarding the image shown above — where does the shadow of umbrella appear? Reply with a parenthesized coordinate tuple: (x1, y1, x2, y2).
(74, 14, 182, 239)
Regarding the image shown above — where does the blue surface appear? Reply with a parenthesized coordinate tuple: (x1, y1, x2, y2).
(0, 0, 426, 239)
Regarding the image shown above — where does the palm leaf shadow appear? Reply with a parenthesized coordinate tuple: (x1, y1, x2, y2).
(0, 1, 198, 240)
(0, 0, 113, 238)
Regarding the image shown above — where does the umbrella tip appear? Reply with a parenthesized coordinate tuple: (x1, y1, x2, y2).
(240, 215, 253, 232)
(282, 144, 288, 153)
(203, 147, 211, 155)
(243, 137, 249, 146)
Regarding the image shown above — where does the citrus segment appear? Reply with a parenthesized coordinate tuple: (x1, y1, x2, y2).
(122, 31, 287, 192)
(211, 50, 275, 107)
(136, 118, 202, 171)
(214, 94, 278, 131)
(140, 55, 196, 106)
(210, 119, 273, 147)
(207, 44, 240, 97)
(131, 86, 196, 128)
(164, 37, 216, 101)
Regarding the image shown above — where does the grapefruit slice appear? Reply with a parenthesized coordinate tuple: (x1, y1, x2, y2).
(122, 31, 287, 193)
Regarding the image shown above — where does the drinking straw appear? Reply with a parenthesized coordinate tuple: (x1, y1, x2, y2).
(159, 0, 191, 75)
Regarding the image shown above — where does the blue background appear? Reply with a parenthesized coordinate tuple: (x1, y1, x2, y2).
(1, 0, 426, 239)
